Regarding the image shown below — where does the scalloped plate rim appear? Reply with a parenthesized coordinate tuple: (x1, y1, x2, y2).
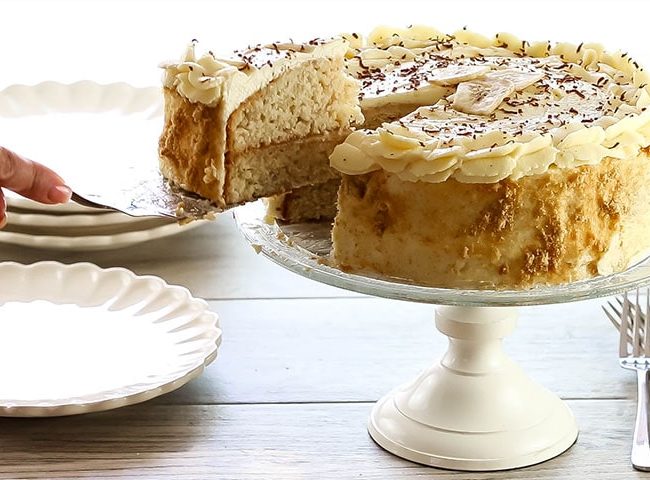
(0, 220, 205, 251)
(0, 261, 222, 417)
(0, 80, 178, 239)
(5, 208, 164, 229)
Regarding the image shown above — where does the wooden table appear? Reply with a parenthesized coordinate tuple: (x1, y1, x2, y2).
(0, 213, 642, 479)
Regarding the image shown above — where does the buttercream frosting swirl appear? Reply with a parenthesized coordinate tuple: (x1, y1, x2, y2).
(331, 26, 650, 183)
(162, 37, 348, 109)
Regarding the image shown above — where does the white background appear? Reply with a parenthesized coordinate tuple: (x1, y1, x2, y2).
(0, 0, 648, 89)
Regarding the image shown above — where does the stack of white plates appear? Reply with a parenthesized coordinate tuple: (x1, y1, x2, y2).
(1, 192, 203, 251)
(0, 81, 208, 251)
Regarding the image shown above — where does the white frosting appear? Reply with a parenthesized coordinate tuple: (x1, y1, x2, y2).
(162, 37, 360, 190)
(344, 28, 526, 109)
(331, 26, 650, 183)
(163, 38, 349, 119)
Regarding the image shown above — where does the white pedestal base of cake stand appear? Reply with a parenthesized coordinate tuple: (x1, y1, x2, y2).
(235, 201, 650, 471)
(368, 305, 578, 471)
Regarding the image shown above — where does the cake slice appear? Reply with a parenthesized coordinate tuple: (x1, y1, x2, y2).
(159, 38, 363, 208)
(330, 26, 650, 288)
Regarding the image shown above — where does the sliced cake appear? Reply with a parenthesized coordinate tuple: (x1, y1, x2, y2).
(330, 26, 650, 288)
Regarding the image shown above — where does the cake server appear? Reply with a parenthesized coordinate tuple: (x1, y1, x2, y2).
(69, 174, 223, 221)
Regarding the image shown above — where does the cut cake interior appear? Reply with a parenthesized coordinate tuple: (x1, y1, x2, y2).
(269, 31, 456, 222)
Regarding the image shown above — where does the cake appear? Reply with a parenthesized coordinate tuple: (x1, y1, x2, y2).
(267, 177, 341, 223)
(330, 26, 650, 288)
(159, 26, 650, 289)
(268, 29, 459, 222)
(159, 38, 362, 208)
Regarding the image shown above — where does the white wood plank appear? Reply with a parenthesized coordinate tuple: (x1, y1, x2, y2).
(0, 400, 642, 479)
(156, 296, 631, 405)
(0, 213, 355, 300)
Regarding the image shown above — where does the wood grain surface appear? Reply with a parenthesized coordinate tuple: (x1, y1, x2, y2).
(0, 214, 639, 479)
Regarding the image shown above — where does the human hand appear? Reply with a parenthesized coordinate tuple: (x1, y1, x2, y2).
(0, 146, 72, 228)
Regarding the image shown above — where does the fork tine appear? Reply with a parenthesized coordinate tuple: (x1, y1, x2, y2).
(606, 300, 635, 346)
(621, 293, 631, 357)
(603, 303, 622, 331)
(613, 298, 625, 317)
(613, 297, 637, 332)
(621, 294, 649, 324)
(643, 289, 650, 356)
(633, 289, 642, 357)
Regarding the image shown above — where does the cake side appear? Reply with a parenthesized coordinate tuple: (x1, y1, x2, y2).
(332, 148, 650, 289)
(225, 133, 342, 205)
(159, 88, 224, 205)
(226, 56, 359, 153)
(362, 103, 426, 131)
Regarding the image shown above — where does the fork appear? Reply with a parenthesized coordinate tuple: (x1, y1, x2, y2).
(603, 289, 650, 471)
(604, 294, 647, 349)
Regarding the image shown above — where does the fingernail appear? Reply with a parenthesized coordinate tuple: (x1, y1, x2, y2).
(48, 185, 72, 204)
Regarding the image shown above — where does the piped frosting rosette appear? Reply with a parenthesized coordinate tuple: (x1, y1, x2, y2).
(331, 26, 650, 184)
(161, 38, 349, 108)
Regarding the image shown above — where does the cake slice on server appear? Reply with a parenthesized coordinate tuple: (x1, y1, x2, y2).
(159, 38, 363, 208)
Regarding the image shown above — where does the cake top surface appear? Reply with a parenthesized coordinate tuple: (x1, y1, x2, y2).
(331, 26, 650, 184)
(162, 37, 348, 110)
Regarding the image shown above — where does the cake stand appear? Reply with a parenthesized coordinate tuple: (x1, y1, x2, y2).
(234, 200, 650, 471)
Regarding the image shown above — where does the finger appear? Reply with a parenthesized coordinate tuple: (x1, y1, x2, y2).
(0, 189, 6, 229)
(0, 146, 71, 204)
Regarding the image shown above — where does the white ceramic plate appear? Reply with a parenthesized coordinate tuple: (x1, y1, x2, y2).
(0, 219, 203, 251)
(0, 81, 163, 214)
(0, 81, 206, 248)
(0, 261, 222, 417)
(5, 209, 159, 230)
(4, 192, 105, 214)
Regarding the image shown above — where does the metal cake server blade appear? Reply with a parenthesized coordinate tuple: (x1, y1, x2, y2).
(69, 172, 224, 220)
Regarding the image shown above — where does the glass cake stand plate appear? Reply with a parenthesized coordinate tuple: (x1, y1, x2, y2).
(235, 200, 650, 471)
(235, 201, 650, 307)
